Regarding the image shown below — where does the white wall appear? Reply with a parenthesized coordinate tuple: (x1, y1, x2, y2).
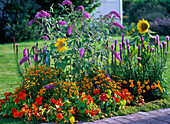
(92, 0, 123, 24)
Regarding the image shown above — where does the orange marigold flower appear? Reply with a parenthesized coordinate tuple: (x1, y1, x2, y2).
(123, 80, 127, 84)
(57, 113, 63, 119)
(146, 85, 150, 90)
(86, 95, 93, 101)
(138, 89, 142, 94)
(69, 107, 75, 114)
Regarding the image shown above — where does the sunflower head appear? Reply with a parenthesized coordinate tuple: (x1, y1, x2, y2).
(55, 38, 68, 52)
(137, 19, 150, 34)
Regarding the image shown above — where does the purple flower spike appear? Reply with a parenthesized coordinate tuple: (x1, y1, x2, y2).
(83, 12, 89, 18)
(147, 45, 150, 49)
(23, 48, 28, 56)
(119, 43, 122, 46)
(160, 44, 163, 49)
(78, 6, 84, 11)
(120, 46, 122, 54)
(137, 57, 141, 61)
(165, 52, 168, 55)
(142, 43, 144, 47)
(166, 36, 169, 41)
(68, 25, 72, 35)
(110, 10, 121, 19)
(62, 0, 72, 6)
(114, 52, 121, 61)
(121, 33, 124, 43)
(111, 21, 124, 30)
(127, 44, 130, 50)
(115, 39, 117, 46)
(141, 37, 144, 41)
(44, 85, 50, 90)
(138, 45, 141, 50)
(104, 14, 111, 18)
(111, 44, 114, 49)
(126, 39, 129, 45)
(152, 48, 155, 51)
(130, 67, 133, 70)
(162, 41, 166, 45)
(58, 21, 66, 26)
(156, 35, 159, 45)
(16, 44, 18, 54)
(106, 40, 109, 48)
(79, 48, 85, 58)
(132, 43, 135, 46)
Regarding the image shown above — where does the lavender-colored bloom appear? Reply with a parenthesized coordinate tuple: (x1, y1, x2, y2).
(138, 45, 141, 50)
(58, 21, 66, 25)
(166, 36, 169, 41)
(162, 41, 166, 45)
(104, 14, 111, 18)
(62, 0, 72, 5)
(23, 48, 27, 56)
(141, 37, 144, 44)
(106, 74, 111, 81)
(101, 50, 103, 53)
(110, 10, 120, 18)
(28, 58, 31, 65)
(122, 42, 125, 47)
(44, 85, 50, 89)
(127, 44, 130, 50)
(35, 10, 49, 19)
(142, 43, 144, 47)
(137, 57, 141, 61)
(19, 56, 29, 66)
(79, 48, 85, 58)
(111, 44, 114, 49)
(165, 52, 168, 55)
(78, 6, 84, 11)
(119, 43, 122, 46)
(120, 46, 122, 54)
(156, 35, 159, 45)
(132, 43, 135, 46)
(126, 39, 129, 45)
(160, 44, 163, 49)
(33, 54, 39, 62)
(147, 45, 150, 49)
(150, 48, 153, 51)
(47, 13, 50, 18)
(43, 46, 47, 53)
(114, 52, 121, 61)
(106, 40, 109, 48)
(130, 67, 133, 70)
(35, 13, 40, 19)
(83, 11, 89, 18)
(42, 35, 49, 40)
(115, 39, 117, 46)
(111, 21, 124, 30)
(121, 33, 124, 43)
(29, 20, 33, 26)
(68, 25, 72, 35)
(152, 48, 155, 51)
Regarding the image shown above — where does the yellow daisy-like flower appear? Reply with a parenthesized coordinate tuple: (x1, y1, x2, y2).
(55, 38, 68, 52)
(137, 19, 150, 34)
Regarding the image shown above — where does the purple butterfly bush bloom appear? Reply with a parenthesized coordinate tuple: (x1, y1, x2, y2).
(83, 11, 89, 18)
(162, 41, 166, 45)
(68, 25, 72, 35)
(29, 20, 33, 26)
(110, 10, 121, 19)
(79, 48, 85, 58)
(23, 48, 28, 56)
(42, 35, 49, 40)
(62, 0, 72, 5)
(20, 56, 29, 66)
(111, 21, 124, 30)
(19, 48, 30, 66)
(166, 36, 169, 41)
(114, 52, 121, 61)
(43, 46, 47, 53)
(104, 14, 111, 18)
(78, 6, 84, 11)
(35, 10, 50, 19)
(58, 21, 66, 25)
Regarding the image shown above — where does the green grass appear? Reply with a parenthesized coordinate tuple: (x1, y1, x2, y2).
(0, 36, 169, 123)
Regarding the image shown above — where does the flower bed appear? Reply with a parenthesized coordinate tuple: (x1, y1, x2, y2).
(0, 0, 169, 123)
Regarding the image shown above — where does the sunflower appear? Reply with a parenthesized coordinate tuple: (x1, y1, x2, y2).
(137, 19, 150, 34)
(55, 38, 67, 52)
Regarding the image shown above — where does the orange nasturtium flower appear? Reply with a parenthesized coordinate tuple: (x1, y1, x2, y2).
(57, 113, 63, 119)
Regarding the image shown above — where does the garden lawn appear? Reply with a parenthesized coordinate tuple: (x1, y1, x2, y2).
(0, 36, 170, 98)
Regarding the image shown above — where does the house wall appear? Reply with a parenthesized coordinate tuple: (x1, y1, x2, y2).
(93, 0, 123, 24)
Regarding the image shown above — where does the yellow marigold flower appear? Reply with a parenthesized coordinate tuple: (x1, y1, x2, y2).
(55, 38, 68, 52)
(146, 85, 150, 90)
(144, 81, 148, 84)
(138, 88, 142, 94)
(143, 89, 146, 93)
(137, 81, 141, 86)
(123, 80, 127, 84)
(70, 116, 75, 124)
(137, 19, 150, 34)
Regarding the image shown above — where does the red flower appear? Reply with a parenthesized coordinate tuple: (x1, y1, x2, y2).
(86, 95, 93, 101)
(14, 97, 20, 104)
(56, 113, 63, 119)
(69, 107, 75, 114)
(4, 92, 8, 97)
(56, 99, 63, 106)
(89, 110, 97, 116)
(28, 118, 31, 122)
(41, 117, 46, 122)
(93, 89, 99, 95)
(50, 98, 57, 104)
(113, 97, 120, 102)
(4, 97, 9, 101)
(12, 108, 18, 114)
(43, 104, 49, 108)
(128, 95, 133, 101)
(14, 111, 23, 118)
(35, 98, 42, 105)
(85, 110, 89, 114)
(18, 90, 26, 100)
(99, 93, 108, 101)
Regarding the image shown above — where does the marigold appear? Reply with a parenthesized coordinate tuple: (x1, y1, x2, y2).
(70, 116, 75, 124)
(56, 113, 63, 119)
(69, 107, 75, 114)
